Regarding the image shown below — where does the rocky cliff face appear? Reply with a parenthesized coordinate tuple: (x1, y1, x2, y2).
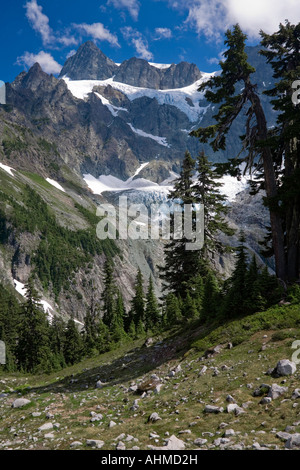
(59, 41, 202, 90)
(59, 41, 119, 80)
(113, 57, 202, 89)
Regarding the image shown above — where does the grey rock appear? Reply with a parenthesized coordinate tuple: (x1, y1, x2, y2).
(38, 423, 54, 432)
(260, 397, 272, 405)
(214, 438, 231, 447)
(224, 429, 235, 437)
(268, 384, 288, 400)
(194, 438, 208, 446)
(275, 360, 297, 377)
(96, 380, 104, 389)
(109, 420, 117, 428)
(276, 431, 292, 442)
(292, 389, 300, 399)
(148, 412, 162, 422)
(148, 435, 185, 450)
(11, 398, 31, 408)
(204, 405, 224, 414)
(198, 366, 207, 376)
(116, 441, 126, 450)
(285, 434, 300, 449)
(226, 395, 236, 403)
(227, 404, 239, 413)
(86, 439, 105, 449)
(44, 433, 55, 439)
(70, 441, 83, 448)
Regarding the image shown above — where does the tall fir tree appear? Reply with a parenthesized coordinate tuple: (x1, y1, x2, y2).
(145, 276, 161, 332)
(129, 268, 145, 329)
(191, 24, 286, 282)
(222, 232, 249, 318)
(110, 290, 127, 343)
(101, 256, 115, 328)
(17, 279, 52, 373)
(64, 317, 83, 365)
(260, 22, 300, 282)
(160, 150, 201, 298)
(193, 151, 235, 267)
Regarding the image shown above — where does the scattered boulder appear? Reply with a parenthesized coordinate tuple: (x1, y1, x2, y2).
(86, 439, 105, 449)
(194, 438, 207, 447)
(11, 398, 31, 409)
(227, 404, 245, 416)
(148, 412, 162, 423)
(285, 434, 300, 449)
(276, 431, 292, 442)
(198, 366, 207, 377)
(226, 395, 236, 403)
(96, 380, 104, 389)
(137, 377, 160, 394)
(149, 435, 185, 450)
(260, 397, 272, 405)
(274, 360, 297, 377)
(38, 423, 54, 432)
(116, 441, 126, 450)
(292, 389, 300, 400)
(90, 411, 103, 422)
(70, 441, 83, 448)
(204, 345, 223, 358)
(204, 405, 224, 414)
(224, 429, 235, 437)
(267, 384, 288, 400)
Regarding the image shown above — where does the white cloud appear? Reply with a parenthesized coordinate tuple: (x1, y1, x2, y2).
(166, 0, 300, 40)
(16, 51, 62, 74)
(25, 0, 53, 45)
(25, 0, 77, 47)
(74, 22, 120, 47)
(107, 0, 140, 21)
(122, 27, 153, 60)
(154, 28, 173, 40)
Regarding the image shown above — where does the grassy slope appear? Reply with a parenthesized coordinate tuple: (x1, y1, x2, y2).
(0, 302, 300, 450)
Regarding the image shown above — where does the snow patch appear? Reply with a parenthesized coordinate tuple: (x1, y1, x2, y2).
(63, 74, 215, 122)
(13, 280, 55, 322)
(219, 174, 249, 202)
(83, 162, 174, 196)
(14, 280, 27, 298)
(0, 162, 16, 176)
(149, 62, 172, 69)
(94, 92, 128, 116)
(127, 123, 170, 147)
(46, 178, 65, 193)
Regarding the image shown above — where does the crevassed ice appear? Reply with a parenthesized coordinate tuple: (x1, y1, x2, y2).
(63, 74, 214, 122)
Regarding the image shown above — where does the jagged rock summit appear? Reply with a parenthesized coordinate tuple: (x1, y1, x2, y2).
(59, 41, 119, 81)
(59, 41, 202, 90)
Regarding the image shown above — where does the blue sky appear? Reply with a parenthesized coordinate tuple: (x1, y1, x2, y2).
(1, 0, 300, 83)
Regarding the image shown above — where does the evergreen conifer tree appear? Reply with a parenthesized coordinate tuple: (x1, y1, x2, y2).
(17, 279, 52, 372)
(101, 257, 115, 328)
(64, 317, 83, 365)
(130, 268, 145, 328)
(160, 150, 201, 298)
(145, 276, 161, 332)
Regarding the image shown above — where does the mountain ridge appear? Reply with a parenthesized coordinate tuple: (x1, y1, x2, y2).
(59, 41, 203, 90)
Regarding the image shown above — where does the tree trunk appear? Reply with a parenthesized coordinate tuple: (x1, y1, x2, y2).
(249, 88, 287, 281)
